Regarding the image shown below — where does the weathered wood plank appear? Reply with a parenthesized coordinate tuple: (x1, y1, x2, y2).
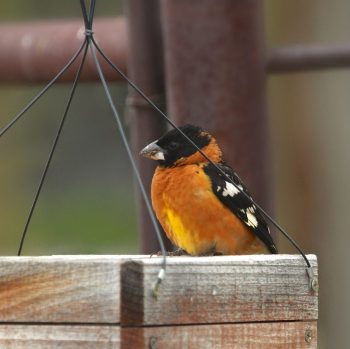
(0, 255, 141, 323)
(121, 320, 317, 349)
(121, 255, 318, 326)
(0, 324, 119, 349)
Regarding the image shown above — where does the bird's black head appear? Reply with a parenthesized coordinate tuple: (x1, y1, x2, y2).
(140, 124, 213, 167)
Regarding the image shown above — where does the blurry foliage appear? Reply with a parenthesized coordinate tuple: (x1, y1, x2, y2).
(0, 1, 138, 255)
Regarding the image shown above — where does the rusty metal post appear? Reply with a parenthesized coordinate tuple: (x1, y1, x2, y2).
(125, 0, 172, 253)
(161, 0, 271, 209)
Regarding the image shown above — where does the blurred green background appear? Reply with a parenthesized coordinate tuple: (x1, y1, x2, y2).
(0, 1, 138, 255)
(1, 1, 350, 347)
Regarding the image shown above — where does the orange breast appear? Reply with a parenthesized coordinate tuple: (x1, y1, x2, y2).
(151, 164, 266, 255)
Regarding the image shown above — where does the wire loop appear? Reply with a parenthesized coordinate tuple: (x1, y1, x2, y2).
(84, 29, 94, 37)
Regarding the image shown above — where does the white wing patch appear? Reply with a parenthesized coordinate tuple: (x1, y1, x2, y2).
(222, 181, 240, 197)
(246, 206, 258, 228)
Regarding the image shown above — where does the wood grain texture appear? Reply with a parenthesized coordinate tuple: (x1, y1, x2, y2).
(0, 255, 143, 323)
(0, 324, 119, 349)
(121, 255, 318, 326)
(121, 320, 317, 349)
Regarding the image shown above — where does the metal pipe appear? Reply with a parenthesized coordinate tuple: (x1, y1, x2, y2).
(0, 17, 127, 83)
(125, 0, 172, 253)
(1, 16, 350, 83)
(267, 43, 350, 73)
(161, 0, 272, 211)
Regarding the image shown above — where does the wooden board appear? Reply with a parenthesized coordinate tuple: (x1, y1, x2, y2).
(0, 255, 141, 323)
(121, 321, 317, 349)
(121, 254, 318, 326)
(0, 324, 119, 349)
(0, 254, 318, 348)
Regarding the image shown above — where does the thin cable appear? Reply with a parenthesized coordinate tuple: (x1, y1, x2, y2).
(88, 0, 96, 27)
(92, 38, 311, 269)
(79, 0, 95, 29)
(0, 41, 86, 139)
(17, 40, 89, 256)
(89, 36, 167, 295)
(79, 0, 89, 29)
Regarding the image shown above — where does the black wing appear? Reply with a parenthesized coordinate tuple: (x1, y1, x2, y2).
(203, 162, 277, 254)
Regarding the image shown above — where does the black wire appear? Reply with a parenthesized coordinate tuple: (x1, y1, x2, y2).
(17, 40, 89, 256)
(89, 38, 167, 272)
(79, 0, 90, 29)
(88, 0, 96, 27)
(80, 0, 95, 29)
(0, 41, 86, 139)
(92, 37, 311, 269)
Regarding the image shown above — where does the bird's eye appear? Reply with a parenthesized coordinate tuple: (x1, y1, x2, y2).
(168, 142, 179, 150)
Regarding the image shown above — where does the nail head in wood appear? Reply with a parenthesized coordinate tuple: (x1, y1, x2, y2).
(305, 329, 313, 343)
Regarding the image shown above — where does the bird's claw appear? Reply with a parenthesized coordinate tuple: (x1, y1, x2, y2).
(149, 248, 189, 258)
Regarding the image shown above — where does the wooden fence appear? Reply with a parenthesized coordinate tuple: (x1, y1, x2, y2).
(0, 254, 318, 348)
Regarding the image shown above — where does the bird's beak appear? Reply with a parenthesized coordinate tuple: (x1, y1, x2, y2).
(140, 141, 165, 161)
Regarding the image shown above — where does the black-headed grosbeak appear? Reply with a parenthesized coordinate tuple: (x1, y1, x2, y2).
(140, 124, 277, 255)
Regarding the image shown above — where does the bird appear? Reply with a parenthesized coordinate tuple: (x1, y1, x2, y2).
(140, 124, 277, 256)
